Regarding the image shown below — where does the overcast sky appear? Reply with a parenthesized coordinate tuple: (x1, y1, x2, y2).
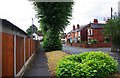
(0, 0, 120, 33)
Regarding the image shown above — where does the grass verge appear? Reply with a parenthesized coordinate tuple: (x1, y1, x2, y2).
(45, 50, 68, 76)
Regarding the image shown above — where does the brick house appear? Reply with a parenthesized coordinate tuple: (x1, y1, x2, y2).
(66, 19, 111, 48)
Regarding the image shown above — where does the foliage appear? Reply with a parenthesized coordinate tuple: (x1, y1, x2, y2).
(42, 30, 62, 51)
(61, 40, 66, 44)
(91, 39, 97, 44)
(104, 18, 120, 47)
(33, 2, 73, 51)
(56, 52, 118, 78)
(26, 24, 38, 35)
(77, 40, 81, 43)
(104, 37, 111, 43)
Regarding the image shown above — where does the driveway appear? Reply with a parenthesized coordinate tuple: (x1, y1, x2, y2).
(62, 44, 120, 72)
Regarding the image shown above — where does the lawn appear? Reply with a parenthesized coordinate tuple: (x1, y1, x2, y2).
(45, 51, 68, 76)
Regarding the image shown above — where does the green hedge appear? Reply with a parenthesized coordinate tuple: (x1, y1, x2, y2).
(56, 52, 118, 78)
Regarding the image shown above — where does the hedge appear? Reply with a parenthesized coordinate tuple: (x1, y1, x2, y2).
(56, 52, 118, 78)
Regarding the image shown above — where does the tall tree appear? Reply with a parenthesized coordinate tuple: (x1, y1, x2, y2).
(26, 24, 38, 35)
(33, 2, 73, 51)
(104, 17, 120, 52)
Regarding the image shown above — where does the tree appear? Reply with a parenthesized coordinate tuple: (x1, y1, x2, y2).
(26, 24, 38, 35)
(33, 2, 73, 51)
(104, 17, 120, 52)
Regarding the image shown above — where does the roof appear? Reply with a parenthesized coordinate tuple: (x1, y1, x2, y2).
(1, 19, 28, 35)
(90, 23, 105, 29)
(37, 31, 43, 36)
(66, 23, 105, 34)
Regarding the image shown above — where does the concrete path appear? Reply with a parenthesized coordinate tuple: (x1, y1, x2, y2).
(62, 44, 120, 73)
(22, 46, 51, 77)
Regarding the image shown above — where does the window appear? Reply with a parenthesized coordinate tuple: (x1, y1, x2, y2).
(75, 32, 77, 37)
(78, 32, 81, 36)
(88, 29, 90, 36)
(91, 29, 93, 35)
(88, 29, 93, 36)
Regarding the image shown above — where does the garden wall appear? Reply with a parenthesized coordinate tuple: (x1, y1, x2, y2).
(67, 42, 111, 48)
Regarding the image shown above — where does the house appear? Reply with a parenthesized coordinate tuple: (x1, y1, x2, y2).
(66, 19, 111, 48)
(32, 32, 43, 41)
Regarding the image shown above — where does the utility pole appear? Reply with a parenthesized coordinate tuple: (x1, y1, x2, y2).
(32, 18, 34, 38)
(111, 7, 113, 19)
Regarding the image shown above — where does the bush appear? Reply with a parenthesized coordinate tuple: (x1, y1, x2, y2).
(91, 39, 97, 44)
(42, 30, 62, 52)
(104, 37, 111, 43)
(56, 52, 118, 78)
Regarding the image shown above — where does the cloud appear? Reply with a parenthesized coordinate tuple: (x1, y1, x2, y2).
(65, 0, 120, 33)
(0, 0, 119, 33)
(0, 0, 39, 32)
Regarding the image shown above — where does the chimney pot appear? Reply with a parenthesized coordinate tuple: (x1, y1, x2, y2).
(93, 19, 98, 24)
(77, 24, 80, 29)
(73, 25, 75, 30)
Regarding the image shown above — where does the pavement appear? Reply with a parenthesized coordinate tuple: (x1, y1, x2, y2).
(22, 46, 51, 77)
(62, 44, 120, 73)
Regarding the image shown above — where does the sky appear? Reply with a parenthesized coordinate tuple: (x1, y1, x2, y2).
(0, 0, 120, 33)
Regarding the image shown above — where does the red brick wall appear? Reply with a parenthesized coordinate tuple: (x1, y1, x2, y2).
(93, 28, 104, 43)
(88, 43, 111, 48)
(72, 32, 75, 39)
(81, 27, 88, 42)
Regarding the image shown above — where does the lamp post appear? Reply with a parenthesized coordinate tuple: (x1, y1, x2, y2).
(32, 18, 34, 38)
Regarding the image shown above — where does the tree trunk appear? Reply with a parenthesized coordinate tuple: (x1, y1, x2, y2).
(111, 44, 117, 52)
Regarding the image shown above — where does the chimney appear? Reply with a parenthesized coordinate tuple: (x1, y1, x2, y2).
(93, 19, 98, 24)
(73, 25, 75, 30)
(105, 18, 110, 23)
(77, 24, 80, 29)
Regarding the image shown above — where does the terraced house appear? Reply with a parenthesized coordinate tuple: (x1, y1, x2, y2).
(66, 19, 111, 48)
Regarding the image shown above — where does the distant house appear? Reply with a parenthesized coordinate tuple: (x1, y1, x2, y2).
(32, 31, 43, 41)
(66, 19, 111, 48)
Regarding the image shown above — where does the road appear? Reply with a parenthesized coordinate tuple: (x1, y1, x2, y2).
(62, 44, 111, 54)
(62, 44, 120, 72)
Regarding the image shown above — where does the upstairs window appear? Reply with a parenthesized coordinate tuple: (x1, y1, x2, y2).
(88, 29, 93, 36)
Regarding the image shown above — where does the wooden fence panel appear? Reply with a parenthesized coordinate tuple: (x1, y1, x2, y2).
(1, 32, 40, 77)
(16, 36, 24, 73)
(2, 33, 14, 77)
(25, 38, 29, 61)
(30, 39, 33, 56)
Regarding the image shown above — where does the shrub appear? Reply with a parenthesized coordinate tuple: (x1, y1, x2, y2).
(91, 39, 97, 44)
(42, 30, 62, 52)
(56, 52, 118, 78)
(104, 37, 111, 43)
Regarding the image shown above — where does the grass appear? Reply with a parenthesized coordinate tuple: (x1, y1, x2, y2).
(45, 50, 68, 76)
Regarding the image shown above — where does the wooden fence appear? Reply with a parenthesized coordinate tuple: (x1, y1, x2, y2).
(1, 32, 40, 77)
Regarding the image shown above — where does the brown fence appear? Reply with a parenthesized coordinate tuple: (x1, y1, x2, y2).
(2, 33, 14, 77)
(2, 32, 40, 77)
